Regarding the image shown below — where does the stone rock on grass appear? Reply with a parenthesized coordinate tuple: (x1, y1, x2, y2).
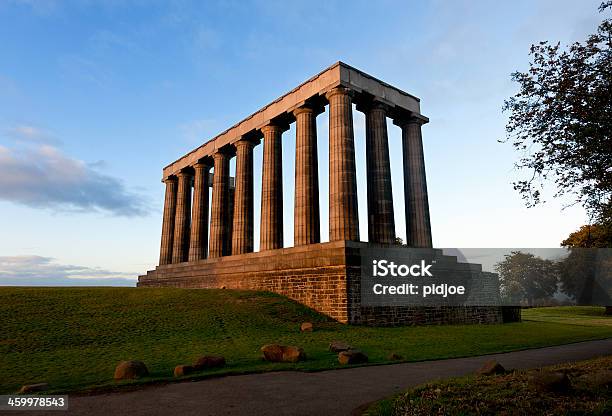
(476, 360, 506, 376)
(338, 349, 368, 365)
(329, 340, 352, 353)
(113, 360, 149, 380)
(529, 371, 571, 393)
(261, 344, 306, 363)
(300, 322, 313, 332)
(174, 365, 195, 377)
(18, 383, 49, 394)
(388, 353, 404, 361)
(193, 355, 226, 370)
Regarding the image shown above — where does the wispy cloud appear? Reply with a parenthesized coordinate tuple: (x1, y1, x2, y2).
(5, 124, 60, 145)
(179, 118, 218, 144)
(0, 127, 149, 216)
(0, 255, 136, 286)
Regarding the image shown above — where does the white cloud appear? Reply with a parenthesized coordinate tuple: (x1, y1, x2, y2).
(0, 129, 149, 216)
(0, 255, 136, 286)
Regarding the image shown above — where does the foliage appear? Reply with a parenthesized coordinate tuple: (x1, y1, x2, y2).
(495, 251, 558, 305)
(557, 248, 612, 305)
(1, 288, 611, 394)
(502, 2, 612, 222)
(562, 222, 612, 248)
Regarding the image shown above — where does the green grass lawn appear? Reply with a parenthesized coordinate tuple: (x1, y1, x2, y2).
(1, 287, 611, 394)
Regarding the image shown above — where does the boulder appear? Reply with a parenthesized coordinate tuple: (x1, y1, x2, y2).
(261, 344, 306, 363)
(18, 383, 49, 394)
(113, 360, 149, 380)
(476, 360, 506, 376)
(329, 341, 352, 353)
(338, 349, 368, 365)
(174, 365, 195, 377)
(529, 371, 571, 393)
(193, 355, 226, 370)
(300, 322, 313, 332)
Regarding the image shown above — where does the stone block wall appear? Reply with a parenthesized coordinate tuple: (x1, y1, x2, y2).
(139, 241, 513, 326)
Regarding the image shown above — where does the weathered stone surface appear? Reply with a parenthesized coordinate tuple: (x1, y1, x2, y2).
(113, 360, 149, 380)
(300, 322, 313, 332)
(326, 87, 359, 242)
(174, 365, 195, 377)
(172, 170, 193, 263)
(395, 117, 432, 248)
(329, 340, 352, 353)
(529, 371, 571, 393)
(193, 355, 226, 370)
(260, 124, 284, 251)
(261, 344, 306, 363)
(476, 360, 506, 376)
(338, 350, 368, 365)
(18, 383, 49, 394)
(188, 161, 211, 262)
(293, 105, 321, 246)
(159, 178, 177, 265)
(363, 101, 395, 244)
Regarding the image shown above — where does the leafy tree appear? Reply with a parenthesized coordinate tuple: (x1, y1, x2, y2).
(557, 248, 612, 305)
(561, 223, 612, 248)
(502, 2, 612, 223)
(495, 251, 558, 305)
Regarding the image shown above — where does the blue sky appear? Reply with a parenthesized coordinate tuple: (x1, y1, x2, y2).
(0, 0, 605, 285)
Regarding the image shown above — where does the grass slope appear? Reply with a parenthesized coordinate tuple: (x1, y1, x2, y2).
(1, 287, 611, 394)
(364, 355, 612, 415)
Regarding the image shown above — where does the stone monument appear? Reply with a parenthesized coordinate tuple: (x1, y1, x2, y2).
(138, 62, 508, 325)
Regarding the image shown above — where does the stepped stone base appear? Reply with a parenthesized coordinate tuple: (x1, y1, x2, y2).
(138, 241, 510, 326)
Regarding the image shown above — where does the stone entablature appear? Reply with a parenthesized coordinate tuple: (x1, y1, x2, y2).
(162, 61, 425, 180)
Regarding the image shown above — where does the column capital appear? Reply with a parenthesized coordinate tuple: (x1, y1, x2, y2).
(234, 136, 259, 149)
(163, 176, 178, 184)
(260, 123, 288, 135)
(324, 86, 353, 101)
(355, 98, 388, 114)
(393, 113, 429, 127)
(193, 160, 212, 170)
(176, 169, 193, 178)
(292, 103, 325, 118)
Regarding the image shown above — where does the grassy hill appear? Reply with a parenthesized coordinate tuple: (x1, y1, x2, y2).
(1, 287, 611, 394)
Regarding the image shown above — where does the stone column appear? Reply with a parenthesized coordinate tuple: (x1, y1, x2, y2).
(172, 170, 193, 263)
(159, 177, 177, 265)
(232, 139, 255, 254)
(209, 150, 230, 258)
(364, 102, 395, 244)
(260, 124, 284, 251)
(326, 86, 359, 242)
(188, 161, 211, 261)
(395, 116, 433, 248)
(293, 105, 320, 246)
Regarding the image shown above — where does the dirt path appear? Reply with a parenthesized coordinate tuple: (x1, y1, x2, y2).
(17, 338, 612, 416)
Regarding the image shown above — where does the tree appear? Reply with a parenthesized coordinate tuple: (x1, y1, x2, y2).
(561, 223, 612, 248)
(502, 2, 612, 223)
(495, 251, 558, 306)
(557, 248, 612, 305)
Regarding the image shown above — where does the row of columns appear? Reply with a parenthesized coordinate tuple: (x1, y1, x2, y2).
(159, 87, 432, 266)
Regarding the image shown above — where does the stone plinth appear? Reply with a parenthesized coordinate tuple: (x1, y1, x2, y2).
(139, 241, 507, 326)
